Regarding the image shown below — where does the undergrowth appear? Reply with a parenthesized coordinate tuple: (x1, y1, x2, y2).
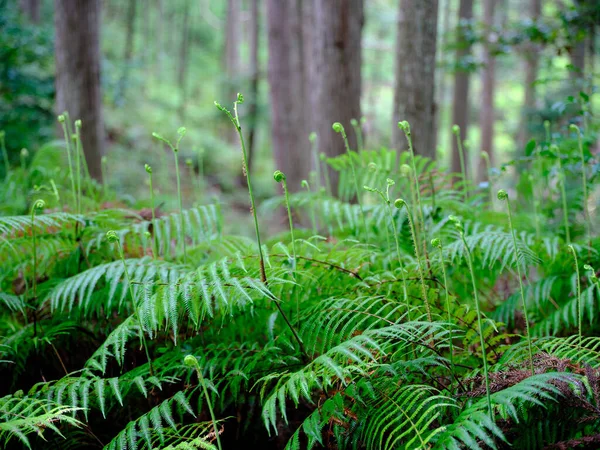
(0, 95, 599, 449)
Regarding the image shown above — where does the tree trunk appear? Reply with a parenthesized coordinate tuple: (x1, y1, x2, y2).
(54, 0, 104, 181)
(118, 0, 137, 103)
(450, 0, 473, 175)
(478, 0, 496, 182)
(312, 0, 364, 194)
(392, 0, 439, 159)
(436, 0, 453, 153)
(19, 0, 40, 23)
(247, 0, 260, 172)
(178, 0, 191, 119)
(266, 0, 311, 192)
(518, 0, 541, 150)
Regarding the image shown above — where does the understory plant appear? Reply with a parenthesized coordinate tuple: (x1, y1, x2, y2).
(0, 95, 599, 450)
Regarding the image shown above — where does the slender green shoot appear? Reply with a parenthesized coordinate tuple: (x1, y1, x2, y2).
(74, 120, 91, 195)
(0, 131, 9, 179)
(364, 180, 411, 320)
(553, 145, 571, 243)
(319, 152, 332, 197)
(71, 134, 81, 214)
(274, 170, 296, 268)
(497, 190, 534, 375)
(145, 164, 158, 260)
(481, 151, 493, 206)
(568, 245, 582, 346)
(184, 355, 223, 450)
(58, 114, 77, 211)
(302, 179, 317, 234)
(101, 156, 108, 198)
(31, 200, 45, 301)
(20, 148, 28, 171)
(398, 121, 424, 224)
(449, 215, 492, 421)
(570, 124, 591, 246)
(216, 94, 306, 360)
(106, 230, 154, 375)
(309, 132, 321, 191)
(152, 127, 188, 263)
(395, 198, 431, 321)
(452, 125, 469, 202)
(350, 118, 364, 153)
(333, 122, 369, 241)
(431, 238, 455, 386)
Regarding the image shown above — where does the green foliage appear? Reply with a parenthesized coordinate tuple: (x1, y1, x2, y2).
(1, 105, 600, 450)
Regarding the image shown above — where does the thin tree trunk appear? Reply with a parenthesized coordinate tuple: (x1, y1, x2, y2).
(518, 0, 542, 150)
(54, 0, 104, 181)
(19, 0, 40, 23)
(118, 0, 137, 103)
(450, 0, 473, 175)
(266, 0, 310, 192)
(246, 0, 260, 172)
(392, 0, 439, 159)
(178, 0, 191, 119)
(478, 0, 496, 182)
(436, 0, 453, 152)
(313, 0, 364, 194)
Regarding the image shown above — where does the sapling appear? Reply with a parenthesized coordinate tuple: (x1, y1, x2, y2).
(58, 114, 77, 210)
(145, 164, 158, 259)
(449, 215, 492, 420)
(0, 130, 9, 179)
(184, 355, 222, 450)
(568, 245, 582, 346)
(215, 94, 306, 359)
(395, 198, 431, 321)
(570, 124, 591, 246)
(497, 190, 534, 375)
(452, 125, 469, 202)
(152, 127, 188, 263)
(431, 238, 455, 387)
(274, 170, 296, 269)
(106, 230, 154, 375)
(333, 122, 369, 241)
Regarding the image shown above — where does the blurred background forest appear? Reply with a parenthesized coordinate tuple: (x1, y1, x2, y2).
(1, 0, 598, 222)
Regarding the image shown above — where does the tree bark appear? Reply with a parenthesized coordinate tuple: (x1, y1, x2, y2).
(392, 0, 439, 159)
(312, 0, 364, 194)
(247, 0, 260, 172)
(450, 0, 473, 175)
(518, 0, 542, 150)
(178, 0, 191, 119)
(478, 0, 496, 182)
(118, 0, 137, 103)
(266, 0, 311, 192)
(19, 0, 40, 23)
(54, 0, 104, 181)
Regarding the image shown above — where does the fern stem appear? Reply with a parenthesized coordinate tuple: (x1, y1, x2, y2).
(145, 164, 158, 260)
(302, 180, 317, 235)
(333, 122, 370, 242)
(320, 153, 332, 198)
(481, 151, 493, 207)
(498, 191, 534, 375)
(351, 118, 364, 153)
(173, 147, 186, 263)
(396, 199, 431, 322)
(557, 152, 571, 244)
(216, 95, 307, 360)
(452, 125, 469, 203)
(0, 131, 10, 179)
(398, 122, 424, 231)
(58, 115, 77, 212)
(432, 239, 456, 388)
(107, 231, 154, 376)
(185, 356, 223, 450)
(451, 216, 492, 421)
(388, 201, 411, 320)
(572, 125, 591, 247)
(30, 200, 45, 302)
(568, 245, 582, 346)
